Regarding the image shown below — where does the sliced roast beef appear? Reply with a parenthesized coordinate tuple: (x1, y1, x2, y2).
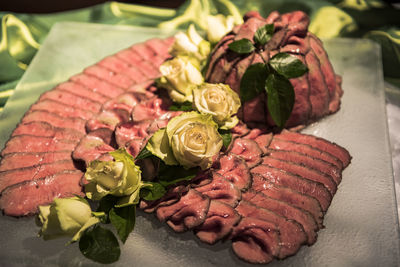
(236, 200, 307, 258)
(1, 135, 78, 156)
(98, 55, 149, 84)
(214, 154, 252, 190)
(261, 156, 337, 195)
(252, 134, 273, 154)
(156, 189, 211, 232)
(231, 217, 281, 264)
(228, 138, 263, 168)
(0, 159, 77, 193)
(21, 110, 86, 133)
(72, 135, 114, 166)
(131, 97, 167, 122)
(251, 173, 324, 228)
(243, 189, 317, 245)
(70, 73, 125, 98)
(194, 172, 241, 207)
(30, 99, 94, 121)
(0, 151, 72, 172)
(269, 137, 343, 169)
(251, 164, 331, 211)
(139, 185, 188, 213)
(0, 170, 84, 216)
(194, 200, 241, 244)
(266, 149, 342, 185)
(39, 89, 102, 113)
(101, 92, 141, 115)
(277, 130, 351, 167)
(84, 65, 134, 89)
(12, 121, 84, 142)
(86, 110, 128, 133)
(56, 81, 110, 104)
(126, 138, 148, 158)
(115, 121, 149, 148)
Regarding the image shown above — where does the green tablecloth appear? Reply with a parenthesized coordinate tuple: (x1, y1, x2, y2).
(0, 0, 399, 112)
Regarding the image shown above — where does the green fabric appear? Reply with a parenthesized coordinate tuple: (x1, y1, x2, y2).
(0, 0, 399, 108)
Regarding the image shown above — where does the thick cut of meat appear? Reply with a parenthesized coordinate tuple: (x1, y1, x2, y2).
(194, 172, 241, 207)
(266, 149, 342, 185)
(156, 189, 211, 232)
(12, 121, 84, 142)
(251, 173, 324, 228)
(194, 200, 241, 244)
(72, 135, 115, 165)
(30, 99, 94, 121)
(236, 201, 307, 258)
(276, 130, 351, 167)
(1, 135, 78, 156)
(21, 110, 86, 133)
(206, 11, 343, 128)
(251, 164, 331, 211)
(231, 217, 281, 264)
(0, 151, 72, 172)
(228, 138, 263, 168)
(243, 190, 318, 245)
(261, 156, 337, 195)
(0, 170, 84, 216)
(0, 159, 77, 193)
(214, 154, 252, 190)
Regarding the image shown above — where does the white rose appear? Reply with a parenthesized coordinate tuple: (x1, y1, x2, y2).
(158, 56, 204, 103)
(206, 15, 236, 43)
(193, 83, 241, 129)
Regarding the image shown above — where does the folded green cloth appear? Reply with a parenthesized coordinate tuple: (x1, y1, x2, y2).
(0, 0, 399, 109)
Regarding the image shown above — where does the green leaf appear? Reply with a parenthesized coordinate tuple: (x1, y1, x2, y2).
(228, 39, 255, 54)
(219, 129, 232, 149)
(96, 195, 119, 223)
(136, 146, 153, 160)
(109, 205, 136, 244)
(240, 63, 269, 102)
(158, 161, 199, 187)
(265, 73, 295, 128)
(169, 101, 193, 111)
(79, 225, 120, 264)
(140, 182, 166, 201)
(269, 53, 308, 79)
(253, 24, 274, 46)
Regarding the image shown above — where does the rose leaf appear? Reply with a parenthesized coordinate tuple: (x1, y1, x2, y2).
(228, 39, 255, 54)
(265, 73, 295, 128)
(269, 53, 308, 79)
(79, 225, 120, 264)
(109, 205, 136, 244)
(253, 24, 274, 46)
(140, 182, 166, 201)
(157, 161, 199, 187)
(240, 63, 269, 102)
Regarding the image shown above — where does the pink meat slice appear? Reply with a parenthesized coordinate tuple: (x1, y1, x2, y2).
(231, 217, 281, 264)
(215, 154, 252, 190)
(156, 189, 211, 232)
(22, 110, 86, 133)
(70, 73, 125, 98)
(0, 151, 72, 172)
(12, 121, 83, 142)
(0, 170, 84, 216)
(194, 200, 241, 244)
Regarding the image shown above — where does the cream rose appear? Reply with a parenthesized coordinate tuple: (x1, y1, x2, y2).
(38, 197, 99, 242)
(193, 83, 241, 129)
(147, 112, 223, 170)
(206, 14, 236, 43)
(84, 149, 142, 206)
(158, 56, 204, 103)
